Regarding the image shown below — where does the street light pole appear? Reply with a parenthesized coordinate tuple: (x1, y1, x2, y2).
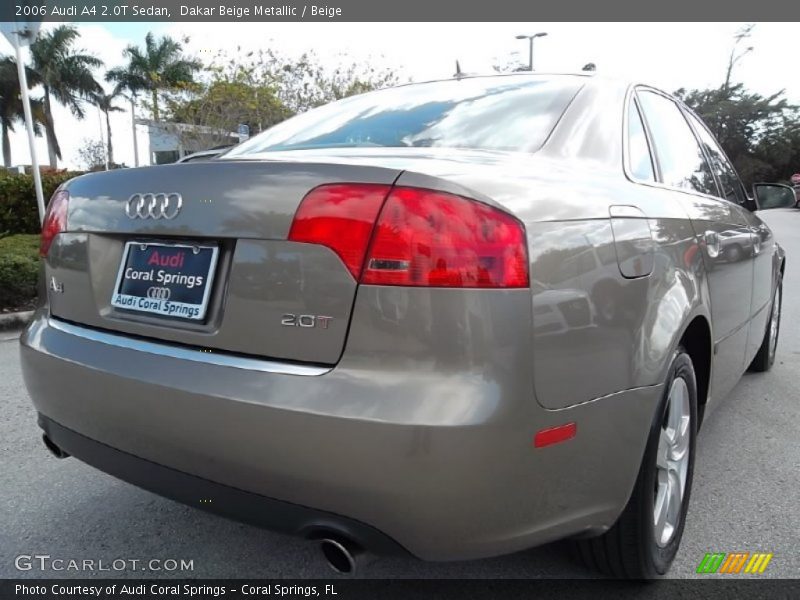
(97, 105, 109, 171)
(14, 43, 45, 224)
(2, 21, 45, 223)
(526, 37, 535, 72)
(515, 32, 548, 71)
(130, 95, 139, 167)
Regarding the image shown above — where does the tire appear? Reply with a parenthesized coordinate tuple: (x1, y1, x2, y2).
(748, 276, 782, 373)
(574, 349, 698, 579)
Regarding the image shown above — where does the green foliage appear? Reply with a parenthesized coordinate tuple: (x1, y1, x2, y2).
(677, 84, 799, 187)
(107, 32, 201, 122)
(0, 56, 45, 168)
(76, 138, 106, 171)
(90, 91, 124, 164)
(0, 170, 80, 235)
(253, 48, 401, 114)
(164, 76, 290, 147)
(675, 25, 800, 188)
(29, 26, 103, 119)
(164, 48, 401, 141)
(29, 25, 104, 166)
(0, 234, 40, 309)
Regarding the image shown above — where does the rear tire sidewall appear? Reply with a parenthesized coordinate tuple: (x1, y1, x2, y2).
(750, 276, 782, 372)
(767, 279, 782, 368)
(638, 351, 698, 576)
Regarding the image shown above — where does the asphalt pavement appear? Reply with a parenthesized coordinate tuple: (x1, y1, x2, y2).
(1, 209, 798, 579)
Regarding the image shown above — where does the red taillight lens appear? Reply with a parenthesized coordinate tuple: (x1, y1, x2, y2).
(288, 184, 391, 279)
(40, 189, 70, 257)
(362, 187, 528, 288)
(288, 184, 529, 288)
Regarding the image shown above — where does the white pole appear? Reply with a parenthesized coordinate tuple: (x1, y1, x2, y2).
(14, 43, 45, 224)
(98, 105, 108, 170)
(130, 96, 139, 167)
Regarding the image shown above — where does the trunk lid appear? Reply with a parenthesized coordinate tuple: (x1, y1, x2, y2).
(46, 160, 402, 365)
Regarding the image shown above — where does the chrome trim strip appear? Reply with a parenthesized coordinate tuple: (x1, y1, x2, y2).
(47, 318, 330, 377)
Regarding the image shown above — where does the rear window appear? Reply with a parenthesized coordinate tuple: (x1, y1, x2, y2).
(225, 76, 584, 156)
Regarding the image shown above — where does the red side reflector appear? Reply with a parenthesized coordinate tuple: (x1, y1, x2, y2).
(40, 189, 70, 257)
(288, 184, 392, 279)
(534, 423, 577, 448)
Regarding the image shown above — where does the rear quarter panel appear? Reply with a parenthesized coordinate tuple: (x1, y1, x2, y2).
(400, 162, 707, 410)
(393, 80, 711, 410)
(521, 177, 707, 409)
(398, 167, 707, 411)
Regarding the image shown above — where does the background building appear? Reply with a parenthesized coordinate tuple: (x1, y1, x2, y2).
(135, 120, 238, 165)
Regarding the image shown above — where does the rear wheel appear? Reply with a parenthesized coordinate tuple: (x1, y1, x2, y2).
(748, 277, 782, 372)
(574, 349, 697, 579)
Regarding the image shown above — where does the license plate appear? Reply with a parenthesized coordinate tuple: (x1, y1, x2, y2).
(111, 242, 219, 321)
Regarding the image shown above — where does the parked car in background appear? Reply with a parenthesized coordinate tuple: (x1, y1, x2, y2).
(21, 74, 793, 579)
(176, 146, 234, 163)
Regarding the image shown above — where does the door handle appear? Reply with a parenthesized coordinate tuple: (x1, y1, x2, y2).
(751, 232, 762, 255)
(703, 231, 720, 258)
(609, 205, 647, 218)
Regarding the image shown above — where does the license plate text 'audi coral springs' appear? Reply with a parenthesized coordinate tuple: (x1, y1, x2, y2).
(21, 73, 790, 578)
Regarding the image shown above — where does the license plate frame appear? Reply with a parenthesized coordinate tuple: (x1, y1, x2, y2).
(110, 241, 219, 321)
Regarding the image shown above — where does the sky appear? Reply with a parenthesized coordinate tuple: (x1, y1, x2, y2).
(3, 22, 798, 170)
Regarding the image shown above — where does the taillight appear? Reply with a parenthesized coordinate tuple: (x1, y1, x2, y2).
(288, 184, 529, 288)
(40, 189, 70, 257)
(288, 184, 391, 279)
(363, 187, 529, 288)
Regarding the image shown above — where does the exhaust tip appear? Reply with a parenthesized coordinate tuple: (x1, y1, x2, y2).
(42, 434, 70, 459)
(320, 538, 358, 575)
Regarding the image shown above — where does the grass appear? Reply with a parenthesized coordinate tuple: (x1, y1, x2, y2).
(0, 234, 40, 312)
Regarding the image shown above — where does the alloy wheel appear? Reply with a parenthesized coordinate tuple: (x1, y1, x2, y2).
(654, 377, 691, 548)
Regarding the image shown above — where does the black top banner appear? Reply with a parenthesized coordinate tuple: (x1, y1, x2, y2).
(3, 0, 800, 22)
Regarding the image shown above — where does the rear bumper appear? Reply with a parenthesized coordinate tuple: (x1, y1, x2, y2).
(20, 312, 661, 561)
(38, 414, 406, 556)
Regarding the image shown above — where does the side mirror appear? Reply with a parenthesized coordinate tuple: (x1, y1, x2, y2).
(752, 183, 798, 210)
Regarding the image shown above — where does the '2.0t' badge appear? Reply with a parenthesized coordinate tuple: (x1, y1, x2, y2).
(281, 314, 333, 329)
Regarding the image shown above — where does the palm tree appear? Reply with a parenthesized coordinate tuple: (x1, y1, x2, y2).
(91, 90, 123, 165)
(29, 25, 103, 168)
(107, 32, 200, 122)
(0, 56, 44, 168)
(105, 70, 146, 167)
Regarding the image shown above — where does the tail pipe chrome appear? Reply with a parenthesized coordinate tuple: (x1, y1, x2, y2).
(319, 537, 363, 575)
(42, 434, 70, 459)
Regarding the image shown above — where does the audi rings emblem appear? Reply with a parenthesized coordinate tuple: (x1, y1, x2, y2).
(147, 287, 171, 300)
(126, 193, 183, 220)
